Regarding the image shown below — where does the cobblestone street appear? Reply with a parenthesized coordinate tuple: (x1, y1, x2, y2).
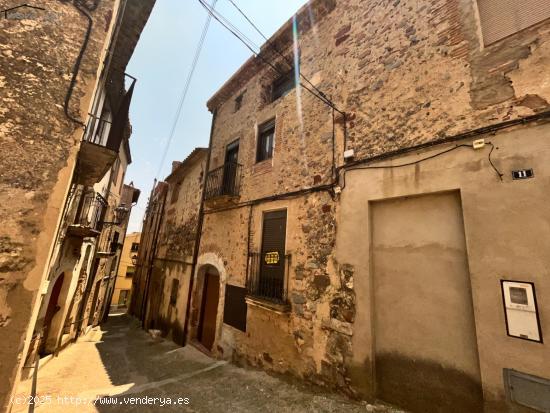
(12, 314, 404, 413)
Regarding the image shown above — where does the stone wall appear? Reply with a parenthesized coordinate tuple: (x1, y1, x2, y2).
(0, 0, 117, 408)
(200, 0, 550, 404)
(143, 152, 206, 343)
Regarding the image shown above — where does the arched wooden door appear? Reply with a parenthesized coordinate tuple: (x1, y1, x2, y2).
(198, 268, 220, 351)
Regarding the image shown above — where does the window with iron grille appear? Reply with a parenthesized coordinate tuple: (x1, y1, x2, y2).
(256, 119, 275, 163)
(477, 0, 550, 45)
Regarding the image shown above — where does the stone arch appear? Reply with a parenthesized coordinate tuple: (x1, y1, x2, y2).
(190, 253, 227, 352)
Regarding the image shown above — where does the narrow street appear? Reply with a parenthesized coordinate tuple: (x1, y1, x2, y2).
(12, 314, 403, 413)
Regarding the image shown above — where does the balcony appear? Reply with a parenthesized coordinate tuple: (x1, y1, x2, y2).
(246, 252, 291, 313)
(204, 162, 242, 207)
(75, 116, 117, 186)
(66, 192, 107, 238)
(75, 81, 135, 186)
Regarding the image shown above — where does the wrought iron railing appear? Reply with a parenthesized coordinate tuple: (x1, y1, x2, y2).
(204, 162, 242, 200)
(83, 113, 111, 146)
(73, 192, 107, 232)
(246, 252, 290, 304)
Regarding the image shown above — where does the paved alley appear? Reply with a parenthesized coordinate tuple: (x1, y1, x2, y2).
(11, 314, 404, 413)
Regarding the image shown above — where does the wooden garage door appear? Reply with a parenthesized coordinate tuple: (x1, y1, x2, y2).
(477, 0, 550, 45)
(371, 191, 483, 413)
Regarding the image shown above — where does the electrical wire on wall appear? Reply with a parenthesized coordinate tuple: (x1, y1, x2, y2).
(338, 142, 504, 191)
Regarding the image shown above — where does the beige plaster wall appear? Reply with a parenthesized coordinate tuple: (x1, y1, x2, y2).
(336, 122, 550, 411)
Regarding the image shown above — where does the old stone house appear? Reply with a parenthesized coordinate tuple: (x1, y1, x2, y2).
(187, 1, 550, 412)
(130, 148, 207, 344)
(130, 181, 167, 325)
(0, 0, 154, 409)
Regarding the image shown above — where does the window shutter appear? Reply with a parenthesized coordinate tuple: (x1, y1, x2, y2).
(477, 0, 550, 45)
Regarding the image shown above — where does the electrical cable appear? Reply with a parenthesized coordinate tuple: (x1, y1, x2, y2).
(338, 143, 504, 190)
(198, 0, 342, 113)
(226, 0, 340, 112)
(155, 0, 218, 179)
(61, 0, 98, 127)
(486, 142, 504, 181)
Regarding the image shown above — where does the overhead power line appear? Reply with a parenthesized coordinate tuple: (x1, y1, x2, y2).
(156, 0, 218, 179)
(198, 0, 344, 114)
(226, 0, 336, 109)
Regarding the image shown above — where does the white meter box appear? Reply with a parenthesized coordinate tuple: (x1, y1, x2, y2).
(501, 280, 542, 343)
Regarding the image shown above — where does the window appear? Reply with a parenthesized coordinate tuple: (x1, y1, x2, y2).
(256, 119, 275, 163)
(110, 231, 120, 253)
(234, 93, 244, 112)
(118, 290, 129, 306)
(171, 180, 182, 204)
(170, 278, 179, 305)
(111, 157, 120, 185)
(477, 0, 550, 45)
(271, 70, 295, 102)
(130, 242, 139, 252)
(125, 266, 135, 277)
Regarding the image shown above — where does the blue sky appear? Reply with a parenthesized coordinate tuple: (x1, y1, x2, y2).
(125, 0, 307, 232)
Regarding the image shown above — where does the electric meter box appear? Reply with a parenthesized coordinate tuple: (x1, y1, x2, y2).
(501, 280, 542, 342)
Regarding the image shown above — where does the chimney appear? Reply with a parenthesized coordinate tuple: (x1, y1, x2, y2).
(171, 161, 182, 172)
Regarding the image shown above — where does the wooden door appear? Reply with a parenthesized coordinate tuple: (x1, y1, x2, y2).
(259, 210, 287, 301)
(198, 272, 220, 350)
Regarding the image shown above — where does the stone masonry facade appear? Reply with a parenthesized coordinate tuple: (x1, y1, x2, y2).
(192, 0, 550, 411)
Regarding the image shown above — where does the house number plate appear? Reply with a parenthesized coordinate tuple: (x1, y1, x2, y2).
(512, 169, 534, 180)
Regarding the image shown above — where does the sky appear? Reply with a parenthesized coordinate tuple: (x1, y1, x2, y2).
(125, 0, 307, 232)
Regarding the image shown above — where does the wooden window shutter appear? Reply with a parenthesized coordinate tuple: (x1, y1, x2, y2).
(477, 0, 550, 45)
(223, 284, 247, 332)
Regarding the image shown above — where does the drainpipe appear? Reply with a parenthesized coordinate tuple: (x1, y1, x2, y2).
(182, 109, 217, 346)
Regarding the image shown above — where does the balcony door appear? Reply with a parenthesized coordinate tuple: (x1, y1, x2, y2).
(259, 210, 287, 301)
(222, 140, 239, 195)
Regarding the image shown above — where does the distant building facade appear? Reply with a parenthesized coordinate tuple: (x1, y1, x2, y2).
(111, 232, 141, 310)
(0, 0, 155, 409)
(130, 149, 207, 344)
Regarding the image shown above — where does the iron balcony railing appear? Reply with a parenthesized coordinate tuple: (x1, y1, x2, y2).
(73, 192, 107, 232)
(246, 252, 290, 304)
(84, 113, 112, 146)
(204, 162, 242, 201)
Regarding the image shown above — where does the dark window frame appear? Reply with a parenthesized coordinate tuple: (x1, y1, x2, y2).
(256, 119, 275, 163)
(111, 157, 121, 185)
(271, 69, 295, 102)
(234, 93, 244, 112)
(170, 180, 182, 204)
